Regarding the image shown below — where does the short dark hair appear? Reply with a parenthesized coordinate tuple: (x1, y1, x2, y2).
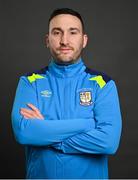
(48, 8, 85, 32)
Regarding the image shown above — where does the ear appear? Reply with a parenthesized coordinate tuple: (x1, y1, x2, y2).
(45, 34, 49, 48)
(83, 34, 88, 48)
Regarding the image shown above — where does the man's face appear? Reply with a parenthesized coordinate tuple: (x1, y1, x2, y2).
(46, 14, 88, 64)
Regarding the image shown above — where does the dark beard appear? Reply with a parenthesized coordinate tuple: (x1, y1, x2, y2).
(53, 58, 81, 66)
(56, 59, 78, 66)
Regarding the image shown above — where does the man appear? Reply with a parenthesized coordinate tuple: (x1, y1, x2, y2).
(11, 8, 122, 179)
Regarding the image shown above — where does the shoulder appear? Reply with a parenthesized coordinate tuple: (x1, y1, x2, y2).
(21, 66, 49, 83)
(85, 67, 112, 83)
(24, 66, 48, 77)
(85, 67, 113, 89)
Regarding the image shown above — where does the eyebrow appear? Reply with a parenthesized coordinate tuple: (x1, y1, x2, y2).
(51, 27, 81, 33)
(70, 27, 80, 32)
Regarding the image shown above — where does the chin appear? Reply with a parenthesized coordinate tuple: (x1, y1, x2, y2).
(57, 57, 74, 63)
(54, 58, 73, 64)
(59, 59, 72, 63)
(53, 54, 80, 64)
(60, 59, 73, 62)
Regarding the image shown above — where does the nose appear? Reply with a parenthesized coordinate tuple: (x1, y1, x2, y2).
(60, 33, 69, 46)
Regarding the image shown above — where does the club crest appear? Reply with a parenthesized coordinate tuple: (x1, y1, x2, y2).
(80, 91, 92, 106)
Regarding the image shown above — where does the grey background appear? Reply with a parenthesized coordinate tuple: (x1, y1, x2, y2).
(0, 0, 137, 178)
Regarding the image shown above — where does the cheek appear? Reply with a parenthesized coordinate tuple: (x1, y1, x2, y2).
(49, 38, 59, 48)
(71, 36, 83, 45)
(74, 40, 84, 51)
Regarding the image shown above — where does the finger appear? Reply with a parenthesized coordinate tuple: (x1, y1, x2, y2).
(36, 112, 44, 120)
(20, 109, 40, 118)
(24, 116, 30, 119)
(22, 108, 44, 119)
(20, 110, 35, 119)
(20, 109, 43, 120)
(27, 104, 44, 119)
(21, 110, 41, 119)
(21, 108, 36, 116)
(27, 104, 40, 113)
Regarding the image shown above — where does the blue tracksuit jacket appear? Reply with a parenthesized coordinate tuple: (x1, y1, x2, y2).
(11, 59, 122, 179)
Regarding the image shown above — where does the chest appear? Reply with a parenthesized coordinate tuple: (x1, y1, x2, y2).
(35, 74, 96, 120)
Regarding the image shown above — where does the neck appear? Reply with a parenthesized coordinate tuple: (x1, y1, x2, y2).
(48, 58, 86, 78)
(52, 58, 81, 66)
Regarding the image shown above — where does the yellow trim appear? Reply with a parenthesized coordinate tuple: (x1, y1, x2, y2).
(27, 73, 45, 83)
(89, 75, 106, 88)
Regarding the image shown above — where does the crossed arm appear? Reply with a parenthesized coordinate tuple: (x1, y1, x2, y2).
(12, 77, 122, 154)
(11, 77, 94, 146)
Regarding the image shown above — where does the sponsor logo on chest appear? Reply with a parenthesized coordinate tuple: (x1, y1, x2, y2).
(40, 90, 52, 97)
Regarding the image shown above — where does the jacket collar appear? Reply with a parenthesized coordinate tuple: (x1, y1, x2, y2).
(48, 58, 86, 78)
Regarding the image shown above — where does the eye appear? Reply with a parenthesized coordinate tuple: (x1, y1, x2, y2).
(70, 31, 78, 35)
(53, 31, 61, 35)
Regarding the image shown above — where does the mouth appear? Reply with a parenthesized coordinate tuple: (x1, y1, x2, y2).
(59, 48, 73, 53)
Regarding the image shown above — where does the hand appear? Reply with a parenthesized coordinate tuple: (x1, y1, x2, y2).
(20, 103, 44, 120)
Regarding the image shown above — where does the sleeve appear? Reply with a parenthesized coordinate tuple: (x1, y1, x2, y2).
(52, 80, 122, 155)
(11, 77, 94, 146)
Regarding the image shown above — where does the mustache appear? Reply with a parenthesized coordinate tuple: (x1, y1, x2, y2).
(57, 46, 74, 50)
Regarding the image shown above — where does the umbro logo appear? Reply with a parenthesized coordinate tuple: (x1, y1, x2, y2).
(40, 90, 52, 97)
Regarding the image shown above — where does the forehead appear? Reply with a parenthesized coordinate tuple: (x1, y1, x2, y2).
(49, 14, 83, 31)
